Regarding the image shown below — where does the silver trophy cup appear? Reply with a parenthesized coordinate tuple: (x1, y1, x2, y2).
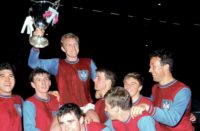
(29, 0, 60, 48)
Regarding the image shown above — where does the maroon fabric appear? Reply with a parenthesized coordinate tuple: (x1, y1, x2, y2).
(0, 95, 23, 131)
(152, 81, 193, 131)
(27, 94, 59, 131)
(56, 58, 92, 106)
(95, 99, 107, 123)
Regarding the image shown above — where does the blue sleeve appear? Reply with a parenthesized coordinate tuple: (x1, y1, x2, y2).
(23, 101, 40, 131)
(28, 47, 59, 75)
(153, 87, 191, 126)
(90, 59, 97, 80)
(103, 119, 115, 131)
(101, 127, 112, 131)
(138, 116, 156, 131)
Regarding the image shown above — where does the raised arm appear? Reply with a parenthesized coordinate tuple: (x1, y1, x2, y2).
(28, 47, 59, 75)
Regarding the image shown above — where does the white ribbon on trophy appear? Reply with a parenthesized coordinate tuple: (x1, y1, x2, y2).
(21, 16, 34, 36)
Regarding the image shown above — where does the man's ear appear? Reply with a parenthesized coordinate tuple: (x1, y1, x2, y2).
(79, 116, 84, 124)
(30, 82, 36, 89)
(49, 80, 52, 87)
(114, 106, 120, 113)
(61, 46, 65, 53)
(165, 64, 170, 70)
(106, 80, 112, 88)
(138, 85, 143, 92)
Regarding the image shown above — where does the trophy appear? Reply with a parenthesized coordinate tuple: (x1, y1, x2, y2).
(21, 0, 61, 48)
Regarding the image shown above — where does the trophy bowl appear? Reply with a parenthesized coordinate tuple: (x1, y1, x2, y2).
(29, 0, 60, 48)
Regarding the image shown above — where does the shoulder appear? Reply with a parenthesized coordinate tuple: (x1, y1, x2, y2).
(79, 58, 92, 62)
(87, 122, 105, 130)
(25, 95, 35, 101)
(12, 95, 24, 104)
(12, 94, 23, 100)
(95, 99, 105, 105)
(112, 120, 128, 131)
(49, 94, 59, 103)
(141, 96, 152, 105)
(23, 100, 35, 109)
(136, 111, 155, 124)
(176, 80, 191, 89)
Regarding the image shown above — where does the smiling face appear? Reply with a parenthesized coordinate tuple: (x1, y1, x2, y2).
(123, 72, 143, 101)
(149, 57, 165, 83)
(31, 73, 51, 95)
(0, 69, 15, 95)
(61, 38, 79, 61)
(124, 77, 141, 100)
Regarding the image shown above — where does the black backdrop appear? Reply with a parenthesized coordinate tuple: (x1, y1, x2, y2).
(0, 0, 200, 112)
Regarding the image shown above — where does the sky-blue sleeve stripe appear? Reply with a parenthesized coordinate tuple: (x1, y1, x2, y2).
(153, 87, 191, 126)
(23, 101, 40, 131)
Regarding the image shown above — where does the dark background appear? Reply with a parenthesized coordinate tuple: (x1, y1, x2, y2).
(1, 0, 200, 112)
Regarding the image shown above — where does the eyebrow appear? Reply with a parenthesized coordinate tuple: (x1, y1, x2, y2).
(59, 119, 75, 124)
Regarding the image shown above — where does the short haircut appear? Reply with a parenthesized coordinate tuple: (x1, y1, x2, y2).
(104, 86, 132, 110)
(57, 103, 83, 120)
(123, 72, 144, 86)
(149, 49, 174, 71)
(29, 67, 51, 82)
(96, 68, 117, 87)
(60, 33, 80, 46)
(0, 62, 16, 77)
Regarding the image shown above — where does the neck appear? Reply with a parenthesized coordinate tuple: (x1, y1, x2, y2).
(0, 93, 12, 98)
(65, 57, 79, 64)
(66, 57, 78, 62)
(132, 94, 140, 103)
(96, 86, 111, 99)
(0, 92, 12, 96)
(81, 124, 86, 131)
(159, 75, 174, 85)
(35, 93, 49, 100)
(118, 110, 130, 122)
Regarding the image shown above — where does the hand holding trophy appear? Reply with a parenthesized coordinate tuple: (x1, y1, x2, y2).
(21, 0, 61, 48)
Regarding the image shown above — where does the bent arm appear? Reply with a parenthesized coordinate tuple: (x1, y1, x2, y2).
(90, 59, 97, 81)
(138, 116, 156, 131)
(153, 88, 191, 126)
(28, 47, 59, 75)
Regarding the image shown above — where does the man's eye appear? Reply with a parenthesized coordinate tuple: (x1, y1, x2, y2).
(59, 122, 64, 125)
(68, 120, 74, 123)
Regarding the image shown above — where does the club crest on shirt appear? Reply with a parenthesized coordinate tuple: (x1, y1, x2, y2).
(78, 70, 88, 81)
(15, 104, 22, 117)
(161, 99, 172, 110)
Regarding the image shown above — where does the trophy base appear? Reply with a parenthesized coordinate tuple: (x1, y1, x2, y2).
(29, 36, 49, 48)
